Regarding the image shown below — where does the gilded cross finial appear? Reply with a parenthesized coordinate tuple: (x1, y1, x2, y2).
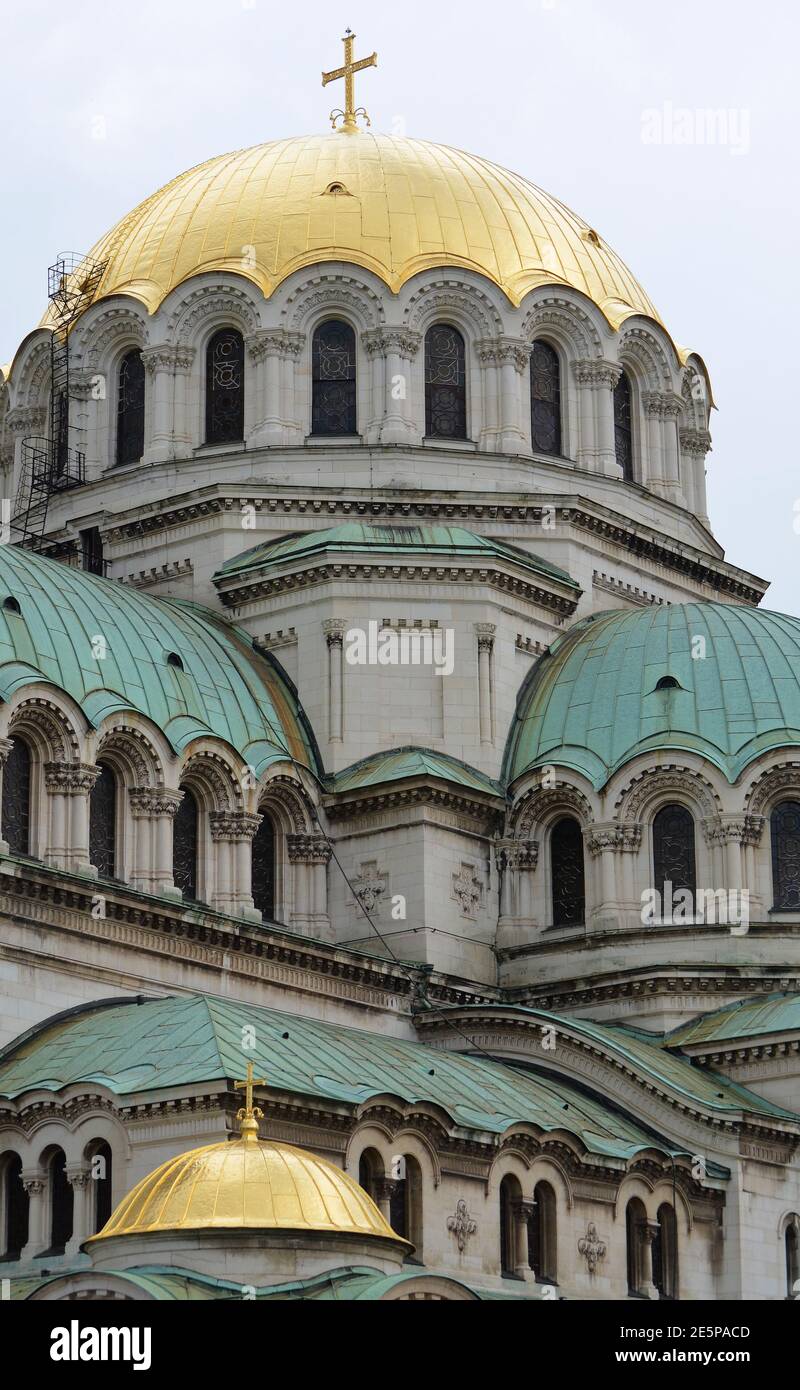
(322, 28, 377, 131)
(235, 1060, 266, 1142)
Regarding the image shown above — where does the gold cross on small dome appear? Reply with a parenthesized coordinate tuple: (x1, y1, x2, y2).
(235, 1060, 267, 1141)
(322, 28, 377, 131)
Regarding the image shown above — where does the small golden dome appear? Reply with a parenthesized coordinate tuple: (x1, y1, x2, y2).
(67, 131, 663, 328)
(86, 1134, 401, 1245)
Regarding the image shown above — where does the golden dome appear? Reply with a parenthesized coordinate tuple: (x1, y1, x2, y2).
(86, 1132, 402, 1245)
(73, 131, 663, 327)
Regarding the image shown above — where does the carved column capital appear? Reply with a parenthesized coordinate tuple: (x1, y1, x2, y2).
(0, 737, 15, 766)
(571, 358, 622, 390)
(702, 814, 765, 846)
(322, 618, 348, 649)
(6, 405, 48, 436)
(362, 327, 422, 360)
(141, 344, 194, 376)
(287, 833, 332, 864)
(495, 839, 539, 872)
(44, 762, 101, 795)
(680, 427, 713, 457)
(129, 786, 183, 818)
(209, 811, 263, 843)
(474, 621, 497, 653)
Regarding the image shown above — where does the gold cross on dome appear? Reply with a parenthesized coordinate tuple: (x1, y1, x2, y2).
(322, 28, 377, 131)
(235, 1060, 266, 1140)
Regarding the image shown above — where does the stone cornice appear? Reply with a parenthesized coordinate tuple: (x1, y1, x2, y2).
(322, 781, 506, 827)
(506, 966, 800, 1014)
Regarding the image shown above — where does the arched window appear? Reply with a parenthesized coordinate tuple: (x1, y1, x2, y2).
(205, 328, 245, 444)
(653, 1202, 678, 1299)
(550, 816, 586, 926)
(1, 1152, 29, 1261)
(530, 1180, 558, 1285)
(425, 324, 467, 439)
(499, 1174, 521, 1277)
(89, 764, 117, 880)
(626, 1196, 647, 1296)
(252, 811, 276, 919)
(771, 801, 800, 911)
(173, 787, 199, 901)
(87, 1141, 113, 1234)
(358, 1148, 384, 1207)
(786, 1218, 800, 1299)
(311, 320, 357, 436)
(388, 1154, 423, 1259)
(530, 341, 562, 455)
(2, 736, 32, 857)
(614, 369, 633, 480)
(48, 1149, 73, 1256)
(653, 804, 696, 920)
(115, 348, 145, 466)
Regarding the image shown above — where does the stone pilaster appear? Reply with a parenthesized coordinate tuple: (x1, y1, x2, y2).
(643, 391, 684, 504)
(43, 761, 101, 875)
(475, 623, 496, 744)
(362, 328, 421, 444)
(680, 426, 712, 527)
(287, 833, 333, 942)
(571, 359, 622, 476)
(128, 786, 184, 898)
(209, 810, 263, 920)
(323, 619, 348, 744)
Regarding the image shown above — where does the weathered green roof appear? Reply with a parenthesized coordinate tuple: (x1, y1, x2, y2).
(0, 544, 318, 777)
(216, 522, 578, 587)
(0, 994, 694, 1159)
(504, 602, 800, 788)
(328, 746, 504, 798)
(666, 993, 800, 1048)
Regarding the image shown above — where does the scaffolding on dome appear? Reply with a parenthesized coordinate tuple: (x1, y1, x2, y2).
(12, 253, 106, 548)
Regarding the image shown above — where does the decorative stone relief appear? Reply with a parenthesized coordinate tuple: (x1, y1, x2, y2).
(452, 862, 483, 918)
(578, 1223, 607, 1273)
(447, 1199, 478, 1252)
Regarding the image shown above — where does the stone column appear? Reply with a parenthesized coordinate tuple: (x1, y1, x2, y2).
(703, 815, 764, 928)
(20, 1175, 47, 1261)
(287, 833, 333, 941)
(0, 737, 14, 854)
(171, 347, 196, 460)
(640, 1220, 660, 1299)
(642, 391, 665, 495)
(495, 338, 531, 454)
(618, 824, 643, 923)
(364, 328, 421, 444)
(65, 1165, 92, 1257)
(512, 1199, 535, 1280)
(475, 623, 496, 745)
(69, 369, 102, 480)
(44, 762, 100, 875)
(376, 1177, 400, 1226)
(496, 840, 539, 922)
(247, 331, 287, 447)
(476, 339, 501, 450)
(128, 787, 184, 898)
(660, 393, 685, 504)
(209, 810, 263, 920)
(323, 619, 347, 744)
(571, 360, 622, 476)
(281, 332, 306, 443)
(141, 346, 179, 464)
(362, 330, 385, 444)
(680, 427, 712, 528)
(585, 824, 624, 924)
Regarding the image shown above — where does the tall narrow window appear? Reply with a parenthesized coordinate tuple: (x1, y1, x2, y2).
(173, 787, 199, 900)
(80, 526, 105, 577)
(358, 1149, 384, 1206)
(425, 324, 467, 439)
(550, 816, 585, 926)
(49, 1150, 73, 1256)
(653, 804, 696, 919)
(205, 328, 245, 444)
(116, 348, 145, 466)
(786, 1219, 800, 1298)
(530, 341, 562, 455)
(499, 1174, 520, 1277)
(626, 1197, 647, 1296)
(655, 1202, 678, 1299)
(2, 737, 31, 857)
(388, 1155, 423, 1259)
(89, 764, 117, 879)
(89, 1141, 113, 1234)
(1, 1153, 29, 1260)
(771, 801, 800, 910)
(252, 811, 276, 919)
(312, 320, 357, 436)
(529, 1181, 557, 1284)
(614, 369, 633, 480)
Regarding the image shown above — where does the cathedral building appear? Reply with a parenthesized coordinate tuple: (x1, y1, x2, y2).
(0, 35, 799, 1302)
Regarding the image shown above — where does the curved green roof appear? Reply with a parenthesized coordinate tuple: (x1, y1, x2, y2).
(216, 522, 577, 587)
(0, 545, 318, 777)
(328, 746, 504, 798)
(0, 994, 696, 1159)
(667, 993, 800, 1048)
(505, 602, 800, 788)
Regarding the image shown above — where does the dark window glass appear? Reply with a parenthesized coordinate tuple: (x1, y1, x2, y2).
(614, 369, 633, 480)
(205, 329, 245, 444)
(786, 1223, 799, 1298)
(550, 816, 585, 926)
(2, 738, 31, 856)
(500, 1176, 516, 1276)
(771, 801, 800, 910)
(80, 526, 105, 576)
(252, 812, 276, 918)
(653, 804, 696, 916)
(173, 787, 199, 900)
(529, 1181, 557, 1283)
(530, 341, 562, 455)
(425, 324, 467, 439)
(654, 1203, 678, 1299)
(390, 1173, 408, 1241)
(2, 1154, 29, 1260)
(312, 320, 357, 436)
(89, 764, 117, 879)
(49, 1151, 73, 1255)
(91, 1142, 113, 1233)
(116, 349, 145, 466)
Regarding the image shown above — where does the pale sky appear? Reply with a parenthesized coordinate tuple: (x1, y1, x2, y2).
(1, 0, 797, 609)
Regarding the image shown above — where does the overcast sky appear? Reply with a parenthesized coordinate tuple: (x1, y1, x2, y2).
(2, 0, 797, 610)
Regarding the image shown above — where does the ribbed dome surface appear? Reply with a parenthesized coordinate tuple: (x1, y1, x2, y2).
(87, 1134, 399, 1243)
(505, 602, 800, 787)
(60, 131, 664, 324)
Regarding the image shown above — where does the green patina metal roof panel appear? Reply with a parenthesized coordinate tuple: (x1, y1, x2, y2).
(666, 993, 800, 1047)
(215, 522, 578, 587)
(328, 746, 504, 797)
(0, 545, 318, 775)
(505, 602, 800, 788)
(0, 994, 716, 1157)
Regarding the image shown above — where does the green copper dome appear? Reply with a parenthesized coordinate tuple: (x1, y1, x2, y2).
(0, 544, 318, 777)
(505, 602, 800, 789)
